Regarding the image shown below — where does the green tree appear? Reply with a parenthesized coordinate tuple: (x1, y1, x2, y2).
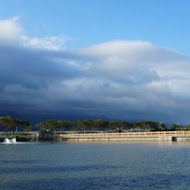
(91, 119, 106, 131)
(56, 120, 71, 131)
(158, 122, 167, 131)
(22, 125, 32, 132)
(71, 121, 86, 132)
(0, 116, 11, 135)
(133, 121, 161, 131)
(170, 123, 184, 131)
(0, 116, 22, 136)
(34, 120, 58, 132)
(186, 124, 190, 131)
(108, 121, 132, 132)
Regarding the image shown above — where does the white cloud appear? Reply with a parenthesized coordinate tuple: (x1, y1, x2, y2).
(21, 36, 66, 50)
(0, 17, 23, 43)
(0, 16, 66, 50)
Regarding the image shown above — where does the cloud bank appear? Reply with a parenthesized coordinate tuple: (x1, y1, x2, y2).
(0, 17, 190, 124)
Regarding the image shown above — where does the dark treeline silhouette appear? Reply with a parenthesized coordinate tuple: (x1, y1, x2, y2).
(33, 120, 190, 132)
(0, 116, 30, 134)
(0, 116, 189, 133)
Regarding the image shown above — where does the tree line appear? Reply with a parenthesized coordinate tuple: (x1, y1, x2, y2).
(0, 116, 30, 135)
(1, 115, 190, 133)
(32, 120, 190, 132)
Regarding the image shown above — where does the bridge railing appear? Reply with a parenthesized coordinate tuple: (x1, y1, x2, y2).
(1, 131, 190, 138)
(55, 131, 190, 138)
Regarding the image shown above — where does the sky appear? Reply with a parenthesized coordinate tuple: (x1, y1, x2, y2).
(0, 0, 190, 124)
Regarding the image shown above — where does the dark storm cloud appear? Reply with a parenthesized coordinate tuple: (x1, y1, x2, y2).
(0, 44, 85, 88)
(1, 17, 190, 124)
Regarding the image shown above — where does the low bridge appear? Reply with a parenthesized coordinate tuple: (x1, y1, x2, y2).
(53, 131, 190, 142)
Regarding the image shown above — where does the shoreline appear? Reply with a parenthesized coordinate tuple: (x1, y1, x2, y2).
(1, 131, 190, 143)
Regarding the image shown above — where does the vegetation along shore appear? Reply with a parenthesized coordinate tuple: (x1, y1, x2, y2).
(0, 116, 190, 142)
(1, 116, 190, 133)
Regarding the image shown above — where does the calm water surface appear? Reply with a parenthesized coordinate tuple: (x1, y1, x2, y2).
(0, 141, 190, 190)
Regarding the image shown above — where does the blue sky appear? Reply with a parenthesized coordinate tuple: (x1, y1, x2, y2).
(0, 0, 190, 124)
(0, 0, 190, 52)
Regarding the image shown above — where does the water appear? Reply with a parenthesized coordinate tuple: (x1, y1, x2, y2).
(1, 142, 190, 190)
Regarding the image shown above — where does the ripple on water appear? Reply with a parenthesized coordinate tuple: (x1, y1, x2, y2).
(0, 142, 190, 190)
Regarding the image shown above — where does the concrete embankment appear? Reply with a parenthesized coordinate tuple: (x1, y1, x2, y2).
(2, 131, 190, 142)
(40, 131, 190, 142)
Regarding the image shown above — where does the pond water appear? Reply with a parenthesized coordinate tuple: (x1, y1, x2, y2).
(0, 141, 190, 190)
